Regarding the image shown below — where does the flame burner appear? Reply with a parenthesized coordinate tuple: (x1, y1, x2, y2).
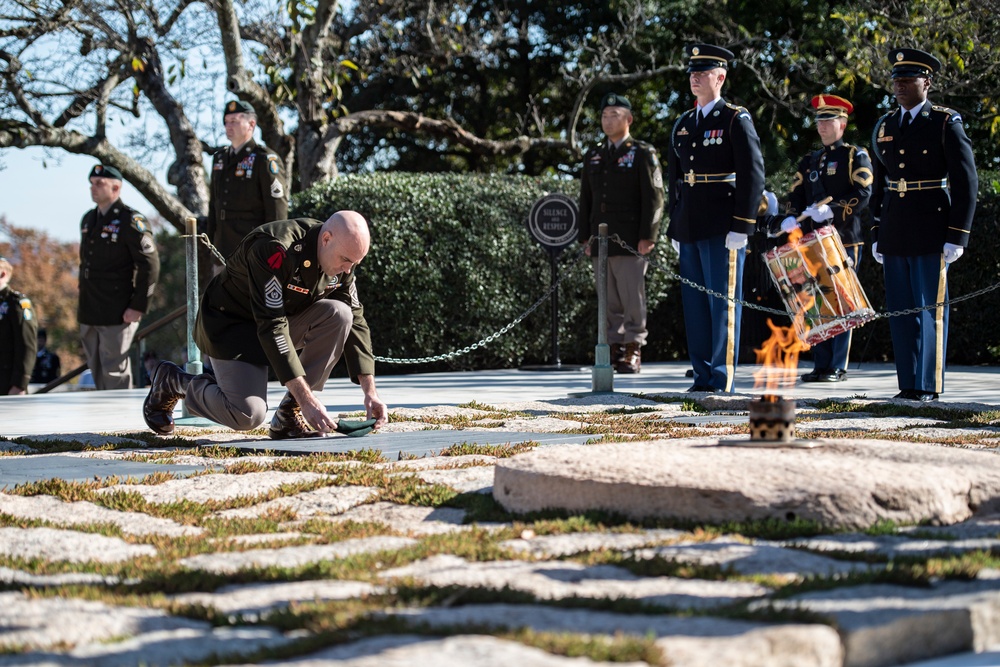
(749, 395, 796, 442)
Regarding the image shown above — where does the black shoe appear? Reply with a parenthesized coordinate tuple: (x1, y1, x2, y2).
(894, 390, 921, 400)
(801, 369, 825, 383)
(684, 369, 694, 378)
(914, 391, 940, 402)
(269, 393, 324, 440)
(143, 361, 195, 435)
(686, 384, 718, 393)
(812, 368, 847, 382)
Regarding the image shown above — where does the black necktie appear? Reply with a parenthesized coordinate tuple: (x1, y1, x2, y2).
(697, 109, 705, 127)
(899, 111, 910, 132)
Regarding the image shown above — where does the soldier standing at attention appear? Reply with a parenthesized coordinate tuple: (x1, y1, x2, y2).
(781, 94, 873, 383)
(143, 212, 387, 440)
(870, 48, 977, 402)
(0, 257, 37, 395)
(206, 100, 288, 260)
(667, 44, 765, 393)
(79, 165, 160, 390)
(577, 93, 664, 374)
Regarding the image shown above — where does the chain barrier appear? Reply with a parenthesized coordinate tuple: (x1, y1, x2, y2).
(374, 244, 590, 364)
(610, 234, 1000, 322)
(184, 227, 1000, 364)
(181, 232, 229, 266)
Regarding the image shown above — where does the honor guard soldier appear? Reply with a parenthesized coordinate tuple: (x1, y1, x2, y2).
(577, 92, 665, 373)
(781, 94, 873, 383)
(0, 257, 37, 395)
(206, 100, 289, 260)
(870, 48, 977, 402)
(143, 212, 387, 440)
(79, 164, 160, 390)
(667, 44, 765, 393)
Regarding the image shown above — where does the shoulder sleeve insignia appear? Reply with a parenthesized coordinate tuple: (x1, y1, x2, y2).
(268, 155, 281, 175)
(19, 298, 33, 320)
(132, 214, 148, 234)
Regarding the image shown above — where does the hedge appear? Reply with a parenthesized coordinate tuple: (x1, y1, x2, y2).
(292, 172, 681, 372)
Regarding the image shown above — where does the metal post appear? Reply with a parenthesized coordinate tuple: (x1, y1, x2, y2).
(549, 253, 561, 366)
(182, 217, 202, 416)
(592, 224, 614, 392)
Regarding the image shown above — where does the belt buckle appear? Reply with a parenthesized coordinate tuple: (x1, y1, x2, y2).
(684, 170, 696, 186)
(897, 179, 907, 194)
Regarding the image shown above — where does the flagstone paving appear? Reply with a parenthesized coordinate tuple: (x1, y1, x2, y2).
(1, 366, 999, 666)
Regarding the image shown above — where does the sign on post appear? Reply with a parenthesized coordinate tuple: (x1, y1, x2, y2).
(527, 194, 579, 253)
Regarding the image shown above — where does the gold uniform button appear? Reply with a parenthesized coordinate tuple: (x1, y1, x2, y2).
(899, 149, 905, 154)
(923, 150, 929, 154)
(899, 163, 905, 168)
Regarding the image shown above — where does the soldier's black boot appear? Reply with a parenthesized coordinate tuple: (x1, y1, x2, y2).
(269, 393, 323, 440)
(143, 361, 195, 435)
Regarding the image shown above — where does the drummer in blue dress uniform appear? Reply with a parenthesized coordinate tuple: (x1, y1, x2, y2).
(780, 94, 873, 383)
(869, 48, 977, 402)
(667, 43, 765, 393)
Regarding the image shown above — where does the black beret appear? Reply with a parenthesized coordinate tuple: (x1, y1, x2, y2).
(88, 164, 123, 181)
(686, 44, 735, 73)
(889, 48, 941, 78)
(600, 93, 632, 111)
(223, 100, 255, 117)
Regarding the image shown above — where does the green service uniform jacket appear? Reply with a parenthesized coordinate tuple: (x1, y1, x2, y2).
(194, 218, 375, 385)
(206, 140, 289, 259)
(787, 139, 874, 247)
(0, 286, 37, 393)
(78, 200, 160, 326)
(577, 137, 664, 256)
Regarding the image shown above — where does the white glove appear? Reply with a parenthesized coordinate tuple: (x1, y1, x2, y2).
(804, 203, 834, 223)
(725, 231, 748, 250)
(943, 242, 964, 264)
(871, 241, 884, 265)
(671, 238, 680, 254)
(780, 216, 800, 234)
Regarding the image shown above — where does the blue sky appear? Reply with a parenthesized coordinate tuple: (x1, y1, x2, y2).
(1, 148, 159, 243)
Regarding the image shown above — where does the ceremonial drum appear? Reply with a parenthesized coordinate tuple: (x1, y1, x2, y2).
(762, 225, 875, 346)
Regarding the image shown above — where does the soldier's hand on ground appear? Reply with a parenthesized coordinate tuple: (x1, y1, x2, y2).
(122, 308, 144, 324)
(780, 216, 800, 234)
(299, 399, 337, 433)
(943, 243, 964, 264)
(804, 203, 834, 222)
(724, 232, 748, 250)
(366, 395, 389, 430)
(871, 242, 884, 265)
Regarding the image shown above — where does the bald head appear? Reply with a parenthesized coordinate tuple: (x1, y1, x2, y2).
(318, 210, 370, 277)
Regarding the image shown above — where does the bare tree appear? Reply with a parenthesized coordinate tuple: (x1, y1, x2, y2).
(1, 0, 673, 233)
